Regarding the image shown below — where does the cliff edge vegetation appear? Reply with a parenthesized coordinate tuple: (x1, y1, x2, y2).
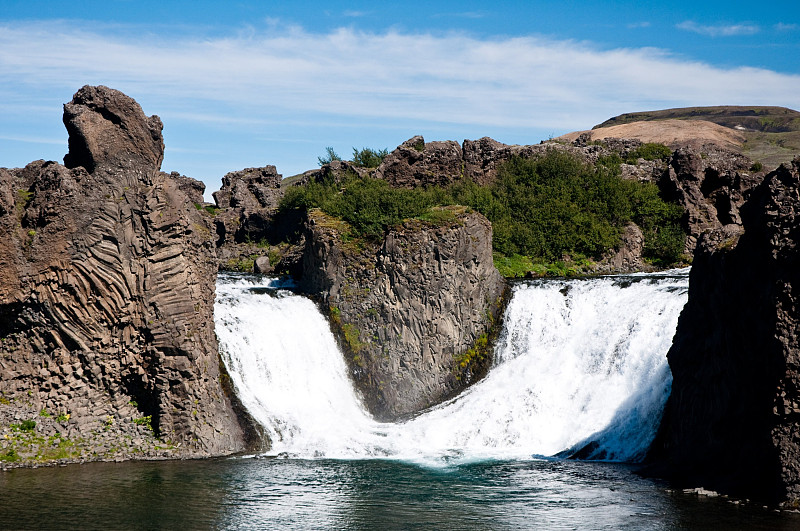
(279, 148, 686, 278)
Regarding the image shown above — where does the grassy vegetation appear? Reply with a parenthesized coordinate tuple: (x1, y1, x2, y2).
(280, 149, 685, 272)
(627, 143, 673, 163)
(280, 172, 444, 237)
(595, 105, 800, 169)
(194, 203, 220, 216)
(223, 255, 258, 272)
(454, 333, 489, 369)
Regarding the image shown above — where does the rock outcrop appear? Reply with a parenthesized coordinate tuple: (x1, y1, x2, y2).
(0, 85, 258, 464)
(375, 136, 464, 188)
(651, 157, 800, 505)
(164, 171, 206, 205)
(659, 145, 761, 253)
(210, 165, 291, 272)
(301, 207, 507, 421)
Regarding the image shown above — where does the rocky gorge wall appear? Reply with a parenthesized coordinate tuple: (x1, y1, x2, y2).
(0, 86, 258, 466)
(651, 157, 800, 505)
(300, 207, 507, 421)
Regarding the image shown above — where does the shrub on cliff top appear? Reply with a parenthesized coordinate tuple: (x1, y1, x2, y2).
(317, 146, 342, 166)
(280, 149, 684, 265)
(461, 151, 684, 264)
(352, 147, 389, 168)
(280, 173, 441, 237)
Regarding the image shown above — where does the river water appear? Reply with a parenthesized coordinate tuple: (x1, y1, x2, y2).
(3, 271, 800, 529)
(2, 457, 797, 529)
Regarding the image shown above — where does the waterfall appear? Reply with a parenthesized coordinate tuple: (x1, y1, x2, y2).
(215, 270, 688, 464)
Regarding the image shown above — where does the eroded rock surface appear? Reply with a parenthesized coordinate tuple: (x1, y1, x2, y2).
(374, 136, 464, 188)
(0, 86, 257, 463)
(652, 157, 800, 505)
(659, 145, 761, 253)
(301, 207, 507, 421)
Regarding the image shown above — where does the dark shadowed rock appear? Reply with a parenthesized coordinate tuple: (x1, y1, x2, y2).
(213, 166, 282, 243)
(0, 86, 259, 463)
(301, 207, 507, 420)
(651, 157, 800, 505)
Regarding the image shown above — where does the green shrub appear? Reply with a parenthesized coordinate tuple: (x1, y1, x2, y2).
(626, 143, 672, 163)
(318, 146, 342, 166)
(280, 173, 441, 237)
(133, 415, 153, 431)
(352, 147, 388, 168)
(1, 448, 19, 462)
(11, 419, 36, 432)
(280, 149, 685, 267)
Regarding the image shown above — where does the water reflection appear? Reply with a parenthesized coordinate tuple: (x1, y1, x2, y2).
(2, 458, 799, 530)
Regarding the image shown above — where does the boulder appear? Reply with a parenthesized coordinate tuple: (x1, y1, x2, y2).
(62, 85, 164, 173)
(254, 256, 271, 274)
(164, 171, 206, 205)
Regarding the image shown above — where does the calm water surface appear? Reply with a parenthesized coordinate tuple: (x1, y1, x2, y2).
(2, 457, 797, 530)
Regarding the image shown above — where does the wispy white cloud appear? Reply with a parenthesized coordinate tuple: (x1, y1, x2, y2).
(0, 21, 798, 135)
(627, 22, 651, 29)
(343, 10, 368, 18)
(775, 23, 798, 32)
(676, 21, 760, 37)
(0, 134, 64, 145)
(432, 11, 487, 20)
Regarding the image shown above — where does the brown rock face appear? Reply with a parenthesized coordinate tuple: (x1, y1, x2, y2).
(652, 157, 800, 505)
(0, 86, 256, 460)
(212, 165, 284, 255)
(164, 171, 206, 205)
(374, 136, 464, 188)
(212, 165, 282, 211)
(659, 145, 760, 253)
(301, 207, 507, 421)
(63, 85, 164, 173)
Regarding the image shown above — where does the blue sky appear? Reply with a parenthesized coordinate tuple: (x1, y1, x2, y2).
(1, 1, 799, 198)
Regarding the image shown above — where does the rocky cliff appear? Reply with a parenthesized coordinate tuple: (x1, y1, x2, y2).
(658, 145, 761, 253)
(0, 86, 257, 465)
(301, 207, 507, 421)
(651, 156, 800, 505)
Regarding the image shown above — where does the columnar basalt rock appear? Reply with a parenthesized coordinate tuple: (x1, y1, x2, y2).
(301, 207, 507, 421)
(0, 86, 258, 462)
(652, 157, 800, 505)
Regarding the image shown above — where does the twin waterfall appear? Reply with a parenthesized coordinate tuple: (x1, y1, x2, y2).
(215, 271, 689, 465)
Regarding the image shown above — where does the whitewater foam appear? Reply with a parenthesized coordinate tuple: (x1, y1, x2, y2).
(215, 271, 688, 464)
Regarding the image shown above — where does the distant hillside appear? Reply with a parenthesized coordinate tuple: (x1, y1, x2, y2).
(590, 106, 800, 169)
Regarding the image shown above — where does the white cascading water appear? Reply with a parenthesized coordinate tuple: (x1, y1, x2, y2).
(215, 270, 689, 464)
